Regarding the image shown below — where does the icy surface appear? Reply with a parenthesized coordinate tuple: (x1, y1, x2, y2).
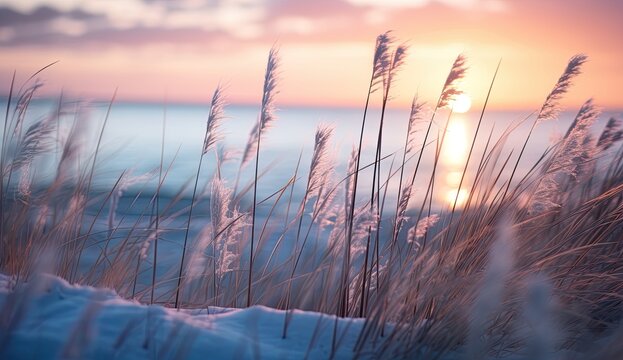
(0, 274, 365, 359)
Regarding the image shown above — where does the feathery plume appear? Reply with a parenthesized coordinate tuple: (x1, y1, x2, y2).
(12, 80, 44, 138)
(597, 117, 623, 151)
(350, 206, 379, 258)
(241, 47, 280, 166)
(211, 178, 245, 278)
(556, 99, 600, 178)
(203, 85, 227, 155)
(307, 124, 335, 199)
(139, 229, 162, 260)
(396, 183, 413, 226)
(312, 173, 337, 221)
(331, 204, 378, 258)
(218, 209, 246, 278)
(408, 214, 440, 242)
(405, 99, 427, 155)
(530, 175, 561, 215)
(530, 99, 599, 214)
(9, 116, 56, 173)
(218, 146, 240, 165)
(210, 178, 232, 243)
(17, 160, 32, 198)
(537, 54, 587, 122)
(529, 99, 600, 215)
(345, 145, 358, 212)
(371, 31, 394, 93)
(383, 44, 408, 93)
(438, 54, 468, 109)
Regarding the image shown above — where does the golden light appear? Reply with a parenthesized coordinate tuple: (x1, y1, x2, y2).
(446, 188, 469, 208)
(441, 118, 468, 166)
(445, 171, 463, 187)
(451, 93, 472, 113)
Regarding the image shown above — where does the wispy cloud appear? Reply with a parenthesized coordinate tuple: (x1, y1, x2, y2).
(0, 0, 513, 47)
(344, 0, 507, 11)
(0, 0, 267, 45)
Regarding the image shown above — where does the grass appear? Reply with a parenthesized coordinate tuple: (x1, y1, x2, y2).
(1, 32, 623, 358)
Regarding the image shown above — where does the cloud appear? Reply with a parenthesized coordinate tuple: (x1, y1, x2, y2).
(0, 5, 97, 26)
(344, 0, 507, 11)
(0, 0, 513, 48)
(0, 0, 268, 46)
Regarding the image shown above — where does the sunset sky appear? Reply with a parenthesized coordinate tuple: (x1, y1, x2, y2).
(0, 0, 621, 109)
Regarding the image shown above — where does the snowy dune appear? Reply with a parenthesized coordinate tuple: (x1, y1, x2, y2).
(0, 274, 367, 359)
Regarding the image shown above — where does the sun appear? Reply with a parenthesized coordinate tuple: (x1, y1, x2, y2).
(446, 188, 468, 208)
(451, 93, 472, 113)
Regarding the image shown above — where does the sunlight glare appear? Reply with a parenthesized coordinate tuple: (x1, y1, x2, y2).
(451, 93, 472, 113)
(446, 188, 468, 208)
(441, 118, 468, 166)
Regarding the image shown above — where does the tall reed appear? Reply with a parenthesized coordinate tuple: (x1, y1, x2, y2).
(246, 47, 279, 307)
(174, 85, 226, 309)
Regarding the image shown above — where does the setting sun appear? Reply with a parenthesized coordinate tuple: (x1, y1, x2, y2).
(451, 93, 472, 113)
(2, 1, 623, 358)
(446, 188, 469, 208)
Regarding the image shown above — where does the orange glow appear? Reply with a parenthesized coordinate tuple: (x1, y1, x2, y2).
(451, 94, 472, 113)
(0, 1, 621, 109)
(441, 117, 469, 166)
(446, 188, 469, 208)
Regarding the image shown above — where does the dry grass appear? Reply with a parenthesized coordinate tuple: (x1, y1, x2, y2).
(2, 34, 623, 358)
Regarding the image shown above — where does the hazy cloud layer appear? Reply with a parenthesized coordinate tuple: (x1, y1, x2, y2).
(0, 0, 512, 47)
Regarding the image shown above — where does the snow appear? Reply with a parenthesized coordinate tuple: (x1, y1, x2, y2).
(0, 274, 365, 359)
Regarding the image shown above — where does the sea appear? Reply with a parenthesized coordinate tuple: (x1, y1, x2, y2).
(8, 99, 622, 299)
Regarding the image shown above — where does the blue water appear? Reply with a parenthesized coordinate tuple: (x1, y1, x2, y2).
(8, 99, 622, 301)
(19, 99, 622, 205)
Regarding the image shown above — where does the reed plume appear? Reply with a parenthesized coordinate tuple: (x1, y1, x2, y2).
(557, 99, 600, 177)
(283, 124, 335, 335)
(502, 55, 588, 203)
(341, 32, 393, 317)
(407, 214, 439, 243)
(307, 124, 335, 199)
(175, 85, 227, 309)
(392, 99, 426, 243)
(537, 54, 587, 123)
(371, 31, 394, 93)
(438, 54, 468, 109)
(597, 117, 623, 152)
(241, 47, 280, 167)
(530, 99, 600, 214)
(8, 116, 56, 174)
(203, 85, 227, 155)
(405, 100, 427, 156)
(211, 178, 246, 281)
(247, 46, 280, 307)
(360, 40, 408, 317)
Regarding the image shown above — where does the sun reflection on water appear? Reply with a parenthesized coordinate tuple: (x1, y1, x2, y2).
(441, 115, 470, 208)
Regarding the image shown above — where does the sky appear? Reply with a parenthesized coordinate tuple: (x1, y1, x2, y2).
(0, 0, 621, 109)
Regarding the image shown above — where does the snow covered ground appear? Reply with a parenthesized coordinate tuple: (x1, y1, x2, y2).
(4, 273, 623, 359)
(0, 274, 367, 359)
